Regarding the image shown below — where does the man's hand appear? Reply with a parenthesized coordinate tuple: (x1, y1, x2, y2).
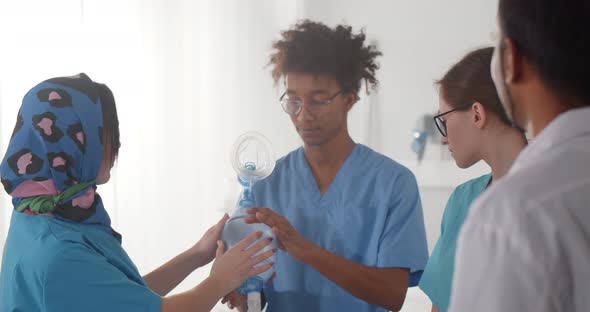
(245, 208, 314, 262)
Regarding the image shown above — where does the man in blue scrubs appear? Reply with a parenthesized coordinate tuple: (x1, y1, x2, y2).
(228, 20, 429, 312)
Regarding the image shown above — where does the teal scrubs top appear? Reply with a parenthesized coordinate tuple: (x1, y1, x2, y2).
(419, 174, 492, 312)
(253, 144, 429, 312)
(0, 212, 162, 312)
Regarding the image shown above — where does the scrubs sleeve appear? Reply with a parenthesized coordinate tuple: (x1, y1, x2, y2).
(43, 243, 162, 312)
(377, 169, 429, 286)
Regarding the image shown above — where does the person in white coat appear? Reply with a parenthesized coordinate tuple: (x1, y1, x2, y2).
(450, 1, 590, 311)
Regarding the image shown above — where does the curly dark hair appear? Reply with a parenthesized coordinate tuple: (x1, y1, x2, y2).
(269, 20, 382, 96)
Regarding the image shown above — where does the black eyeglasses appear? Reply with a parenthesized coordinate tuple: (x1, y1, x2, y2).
(279, 90, 343, 117)
(433, 103, 472, 137)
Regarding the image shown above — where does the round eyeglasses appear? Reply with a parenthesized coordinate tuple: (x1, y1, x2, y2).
(279, 90, 343, 117)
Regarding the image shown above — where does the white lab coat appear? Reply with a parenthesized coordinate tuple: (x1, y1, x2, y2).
(450, 107, 590, 312)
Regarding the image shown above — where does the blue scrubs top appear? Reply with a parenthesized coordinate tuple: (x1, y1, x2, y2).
(418, 174, 492, 312)
(0, 212, 162, 312)
(252, 144, 429, 312)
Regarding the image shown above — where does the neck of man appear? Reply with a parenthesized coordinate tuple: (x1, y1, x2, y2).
(303, 128, 355, 194)
(304, 128, 355, 169)
(516, 78, 582, 138)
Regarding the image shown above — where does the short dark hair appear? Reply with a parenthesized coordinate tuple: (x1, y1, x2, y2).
(499, 0, 590, 105)
(269, 20, 382, 95)
(97, 84, 120, 161)
(437, 47, 511, 125)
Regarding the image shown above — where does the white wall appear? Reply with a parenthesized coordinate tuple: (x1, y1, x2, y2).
(0, 1, 498, 311)
(302, 0, 498, 159)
